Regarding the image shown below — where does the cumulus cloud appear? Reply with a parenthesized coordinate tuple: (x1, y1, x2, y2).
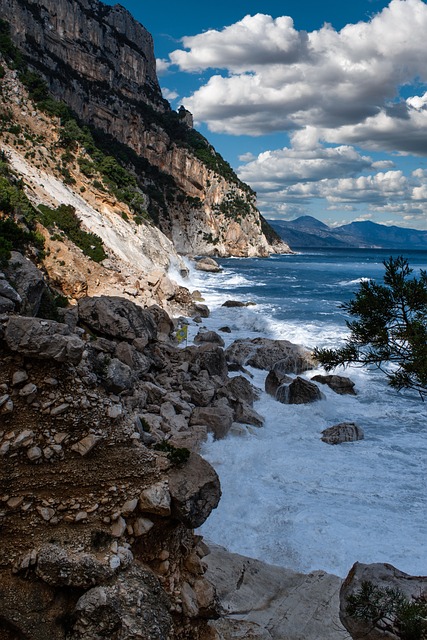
(168, 0, 427, 151)
(162, 87, 179, 101)
(156, 58, 171, 75)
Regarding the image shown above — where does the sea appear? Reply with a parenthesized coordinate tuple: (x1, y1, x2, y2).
(172, 248, 427, 579)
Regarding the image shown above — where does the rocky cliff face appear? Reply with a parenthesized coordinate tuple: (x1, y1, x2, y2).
(0, 0, 291, 257)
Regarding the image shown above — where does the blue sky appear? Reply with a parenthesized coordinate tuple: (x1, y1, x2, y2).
(104, 0, 427, 229)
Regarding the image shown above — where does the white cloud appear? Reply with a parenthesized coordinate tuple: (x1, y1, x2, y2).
(156, 58, 171, 75)
(162, 87, 179, 101)
(168, 0, 427, 152)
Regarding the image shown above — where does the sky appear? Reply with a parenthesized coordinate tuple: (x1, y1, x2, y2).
(102, 0, 427, 229)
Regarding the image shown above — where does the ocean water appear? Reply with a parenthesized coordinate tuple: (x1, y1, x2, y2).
(173, 249, 427, 578)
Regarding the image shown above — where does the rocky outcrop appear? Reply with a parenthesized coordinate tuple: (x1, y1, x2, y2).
(226, 337, 315, 372)
(1, 0, 291, 258)
(276, 376, 324, 404)
(205, 544, 351, 640)
(312, 374, 357, 395)
(340, 562, 427, 640)
(321, 422, 364, 445)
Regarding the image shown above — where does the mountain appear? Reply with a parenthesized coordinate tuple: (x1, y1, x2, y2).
(0, 0, 289, 258)
(268, 216, 427, 250)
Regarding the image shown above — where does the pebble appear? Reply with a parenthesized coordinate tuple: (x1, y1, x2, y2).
(27, 446, 42, 461)
(50, 403, 70, 416)
(12, 370, 28, 386)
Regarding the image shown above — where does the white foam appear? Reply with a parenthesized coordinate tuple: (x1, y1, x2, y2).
(193, 262, 427, 579)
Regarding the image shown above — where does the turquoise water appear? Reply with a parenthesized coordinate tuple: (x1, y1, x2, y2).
(175, 249, 427, 577)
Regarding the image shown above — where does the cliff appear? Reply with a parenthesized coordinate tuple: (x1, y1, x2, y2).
(0, 0, 290, 257)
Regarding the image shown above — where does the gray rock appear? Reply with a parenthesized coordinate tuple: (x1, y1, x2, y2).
(78, 295, 157, 342)
(193, 303, 210, 318)
(265, 369, 293, 397)
(145, 304, 174, 341)
(139, 481, 171, 516)
(183, 378, 216, 407)
(222, 300, 254, 307)
(234, 402, 264, 427)
(196, 256, 222, 272)
(0, 295, 14, 313)
(321, 422, 364, 445)
(4, 316, 84, 364)
(226, 338, 315, 372)
(12, 370, 28, 387)
(168, 452, 221, 528)
(71, 435, 103, 457)
(0, 274, 21, 305)
(311, 374, 357, 395)
(69, 563, 172, 640)
(276, 376, 324, 404)
(190, 405, 234, 440)
(180, 344, 228, 380)
(206, 544, 350, 640)
(36, 544, 115, 588)
(340, 562, 427, 640)
(103, 358, 133, 393)
(4, 251, 48, 316)
(115, 341, 151, 374)
(194, 329, 225, 347)
(218, 375, 260, 406)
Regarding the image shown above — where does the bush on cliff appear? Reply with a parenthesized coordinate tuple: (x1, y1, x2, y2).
(314, 256, 427, 399)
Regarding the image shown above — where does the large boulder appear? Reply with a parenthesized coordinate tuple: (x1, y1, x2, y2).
(102, 358, 134, 393)
(180, 344, 228, 380)
(4, 251, 48, 316)
(4, 316, 84, 364)
(226, 338, 315, 372)
(190, 404, 234, 440)
(196, 257, 222, 272)
(311, 374, 356, 395)
(78, 295, 157, 343)
(168, 452, 221, 528)
(194, 329, 225, 347)
(340, 562, 427, 640)
(217, 375, 260, 406)
(321, 423, 364, 445)
(0, 272, 21, 307)
(276, 377, 324, 404)
(69, 563, 172, 640)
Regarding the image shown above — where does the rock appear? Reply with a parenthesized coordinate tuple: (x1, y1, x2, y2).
(0, 295, 14, 313)
(71, 435, 103, 457)
(77, 295, 157, 343)
(0, 274, 22, 305)
(19, 382, 37, 403)
(120, 498, 138, 516)
(226, 338, 315, 372)
(205, 544, 350, 640)
(321, 422, 364, 445)
(4, 251, 47, 315)
(133, 517, 154, 536)
(222, 300, 253, 307)
(276, 377, 324, 404)
(111, 516, 127, 538)
(27, 446, 42, 461)
(217, 375, 260, 406)
(145, 305, 174, 341)
(180, 344, 228, 380)
(339, 562, 427, 640)
(190, 405, 234, 440)
(50, 403, 70, 416)
(193, 303, 210, 318)
(115, 341, 151, 374)
(183, 378, 216, 407)
(234, 402, 264, 427)
(311, 374, 357, 395)
(196, 257, 222, 272)
(168, 453, 221, 528)
(4, 316, 84, 364)
(102, 358, 133, 393)
(181, 581, 199, 618)
(69, 564, 172, 640)
(265, 369, 293, 397)
(139, 481, 171, 516)
(35, 544, 115, 588)
(12, 370, 28, 386)
(194, 329, 225, 347)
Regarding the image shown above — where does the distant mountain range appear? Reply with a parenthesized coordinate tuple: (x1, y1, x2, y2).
(267, 216, 427, 250)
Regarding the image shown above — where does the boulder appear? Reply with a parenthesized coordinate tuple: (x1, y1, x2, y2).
(194, 329, 225, 347)
(222, 300, 254, 308)
(0, 273, 21, 306)
(4, 251, 47, 316)
(35, 545, 115, 588)
(77, 295, 157, 343)
(234, 402, 264, 427)
(311, 374, 356, 395)
(115, 341, 151, 374)
(139, 481, 171, 516)
(102, 358, 134, 393)
(217, 375, 260, 406)
(340, 562, 427, 640)
(196, 257, 222, 272)
(193, 303, 210, 318)
(69, 563, 172, 640)
(205, 544, 350, 640)
(190, 405, 234, 440)
(181, 344, 228, 380)
(183, 378, 216, 407)
(145, 305, 174, 341)
(265, 370, 293, 397)
(0, 295, 14, 313)
(321, 422, 364, 445)
(226, 338, 315, 372)
(4, 316, 84, 364)
(276, 377, 324, 404)
(168, 452, 221, 528)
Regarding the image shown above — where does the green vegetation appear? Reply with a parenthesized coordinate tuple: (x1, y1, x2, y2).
(154, 440, 191, 466)
(38, 203, 106, 263)
(314, 256, 427, 399)
(346, 581, 427, 640)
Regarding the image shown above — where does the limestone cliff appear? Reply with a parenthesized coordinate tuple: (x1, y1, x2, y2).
(0, 0, 291, 257)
